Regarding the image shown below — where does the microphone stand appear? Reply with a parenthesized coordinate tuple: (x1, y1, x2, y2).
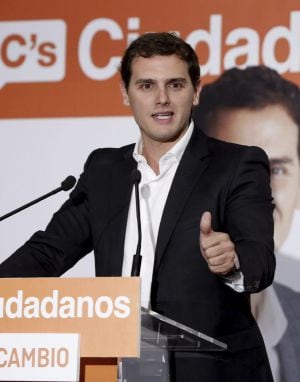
(0, 176, 76, 222)
(131, 170, 142, 277)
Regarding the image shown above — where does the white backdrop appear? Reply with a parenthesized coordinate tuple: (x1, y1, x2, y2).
(1, 117, 300, 281)
(0, 117, 139, 277)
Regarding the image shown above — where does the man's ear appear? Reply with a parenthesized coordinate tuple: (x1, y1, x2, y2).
(120, 82, 130, 106)
(193, 84, 202, 106)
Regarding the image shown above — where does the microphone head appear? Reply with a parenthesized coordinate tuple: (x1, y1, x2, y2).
(61, 175, 76, 191)
(131, 169, 142, 184)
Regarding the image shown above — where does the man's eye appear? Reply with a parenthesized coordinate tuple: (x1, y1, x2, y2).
(271, 166, 286, 176)
(140, 83, 152, 90)
(169, 82, 183, 89)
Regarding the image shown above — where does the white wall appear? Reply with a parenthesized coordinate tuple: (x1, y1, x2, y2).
(0, 117, 139, 277)
(1, 117, 300, 282)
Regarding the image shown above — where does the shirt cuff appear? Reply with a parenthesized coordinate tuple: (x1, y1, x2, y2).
(224, 270, 245, 292)
(223, 255, 244, 292)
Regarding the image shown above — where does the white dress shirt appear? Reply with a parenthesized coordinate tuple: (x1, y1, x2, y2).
(122, 123, 244, 308)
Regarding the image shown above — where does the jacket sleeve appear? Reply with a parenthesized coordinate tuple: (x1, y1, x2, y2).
(0, 151, 98, 277)
(225, 146, 275, 293)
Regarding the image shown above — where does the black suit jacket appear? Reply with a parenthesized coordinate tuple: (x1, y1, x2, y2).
(0, 128, 275, 381)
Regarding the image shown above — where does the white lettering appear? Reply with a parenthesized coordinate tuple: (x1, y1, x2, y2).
(5, 290, 23, 318)
(114, 295, 130, 318)
(78, 18, 123, 80)
(24, 296, 40, 318)
(262, 11, 300, 73)
(0, 290, 131, 318)
(59, 296, 75, 318)
(224, 28, 259, 69)
(186, 15, 222, 76)
(77, 296, 94, 318)
(2, 14, 300, 90)
(40, 290, 58, 318)
(95, 296, 114, 318)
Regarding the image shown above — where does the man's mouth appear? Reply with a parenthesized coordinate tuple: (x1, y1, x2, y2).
(151, 112, 174, 120)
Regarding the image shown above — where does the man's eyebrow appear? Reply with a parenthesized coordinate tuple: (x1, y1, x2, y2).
(134, 77, 187, 84)
(135, 78, 156, 84)
(167, 78, 187, 83)
(269, 157, 293, 164)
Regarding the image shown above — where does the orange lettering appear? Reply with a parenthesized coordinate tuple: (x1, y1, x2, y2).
(1, 35, 26, 67)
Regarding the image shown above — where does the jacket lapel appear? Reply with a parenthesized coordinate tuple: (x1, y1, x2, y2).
(154, 128, 211, 272)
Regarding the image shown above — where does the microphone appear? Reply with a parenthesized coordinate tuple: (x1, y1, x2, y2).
(130, 169, 142, 277)
(0, 175, 76, 222)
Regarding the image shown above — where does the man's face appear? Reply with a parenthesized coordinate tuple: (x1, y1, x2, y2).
(121, 55, 201, 149)
(207, 105, 300, 249)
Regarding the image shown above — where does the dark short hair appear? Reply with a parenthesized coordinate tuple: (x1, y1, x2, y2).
(120, 32, 201, 90)
(193, 65, 300, 158)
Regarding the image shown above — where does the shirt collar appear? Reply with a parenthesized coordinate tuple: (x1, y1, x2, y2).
(133, 121, 194, 164)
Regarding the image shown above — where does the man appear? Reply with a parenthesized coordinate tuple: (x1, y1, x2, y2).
(193, 65, 300, 382)
(0, 33, 275, 381)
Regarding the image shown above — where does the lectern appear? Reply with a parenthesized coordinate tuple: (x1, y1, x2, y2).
(120, 307, 226, 381)
(82, 307, 227, 381)
(0, 277, 226, 382)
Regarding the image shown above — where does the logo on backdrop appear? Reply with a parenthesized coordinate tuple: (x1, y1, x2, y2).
(1, 5, 300, 118)
(0, 20, 66, 89)
(1, 12, 300, 90)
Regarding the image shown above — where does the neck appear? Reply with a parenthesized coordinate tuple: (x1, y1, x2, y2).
(142, 142, 170, 175)
(139, 123, 192, 174)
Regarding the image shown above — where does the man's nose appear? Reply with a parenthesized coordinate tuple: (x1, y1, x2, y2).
(156, 87, 170, 105)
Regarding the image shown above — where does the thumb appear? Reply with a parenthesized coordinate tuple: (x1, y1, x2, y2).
(200, 211, 213, 236)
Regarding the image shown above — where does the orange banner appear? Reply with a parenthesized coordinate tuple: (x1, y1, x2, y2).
(0, 277, 140, 357)
(1, 0, 300, 118)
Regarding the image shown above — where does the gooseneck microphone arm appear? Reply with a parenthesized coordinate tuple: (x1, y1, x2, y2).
(130, 169, 142, 277)
(0, 175, 76, 222)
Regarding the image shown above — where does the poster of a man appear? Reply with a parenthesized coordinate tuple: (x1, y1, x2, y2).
(193, 65, 300, 382)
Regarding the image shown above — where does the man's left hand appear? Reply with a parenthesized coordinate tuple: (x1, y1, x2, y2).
(199, 211, 238, 276)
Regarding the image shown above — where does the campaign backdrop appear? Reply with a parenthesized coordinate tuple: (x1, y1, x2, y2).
(1, 0, 300, 279)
